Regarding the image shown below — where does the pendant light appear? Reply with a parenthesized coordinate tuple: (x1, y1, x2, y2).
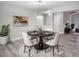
(37, 1, 43, 20)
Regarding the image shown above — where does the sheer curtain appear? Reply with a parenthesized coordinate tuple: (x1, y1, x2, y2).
(43, 12, 64, 33)
(43, 13, 54, 31)
(53, 12, 64, 33)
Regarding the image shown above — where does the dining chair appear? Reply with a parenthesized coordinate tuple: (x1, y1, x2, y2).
(45, 32, 62, 56)
(22, 32, 38, 57)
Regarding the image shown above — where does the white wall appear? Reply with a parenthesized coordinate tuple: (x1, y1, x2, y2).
(0, 4, 3, 29)
(36, 14, 44, 26)
(0, 3, 41, 41)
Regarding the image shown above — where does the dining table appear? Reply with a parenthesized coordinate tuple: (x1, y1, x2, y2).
(27, 30, 54, 50)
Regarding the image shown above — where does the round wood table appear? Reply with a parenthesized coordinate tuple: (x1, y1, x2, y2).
(28, 30, 54, 50)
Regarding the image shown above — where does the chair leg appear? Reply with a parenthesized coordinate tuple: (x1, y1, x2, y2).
(36, 37, 39, 42)
(29, 47, 31, 57)
(37, 50, 38, 53)
(57, 45, 59, 52)
(52, 46, 54, 56)
(24, 45, 26, 53)
(45, 49, 47, 53)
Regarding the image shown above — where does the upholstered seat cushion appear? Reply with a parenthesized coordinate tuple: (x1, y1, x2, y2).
(46, 40, 58, 46)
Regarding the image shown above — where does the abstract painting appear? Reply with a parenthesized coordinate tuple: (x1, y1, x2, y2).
(13, 16, 28, 27)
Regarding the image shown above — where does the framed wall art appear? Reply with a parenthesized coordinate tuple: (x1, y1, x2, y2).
(13, 16, 28, 27)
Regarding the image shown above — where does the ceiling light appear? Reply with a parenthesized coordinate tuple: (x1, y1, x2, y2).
(38, 1, 42, 3)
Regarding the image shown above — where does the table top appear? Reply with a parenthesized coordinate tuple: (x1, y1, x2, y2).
(27, 30, 54, 37)
(27, 30, 54, 50)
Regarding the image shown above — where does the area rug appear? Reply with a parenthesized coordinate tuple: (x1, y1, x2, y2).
(18, 45, 65, 57)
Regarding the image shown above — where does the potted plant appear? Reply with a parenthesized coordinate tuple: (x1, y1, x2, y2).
(0, 24, 10, 45)
(64, 23, 71, 34)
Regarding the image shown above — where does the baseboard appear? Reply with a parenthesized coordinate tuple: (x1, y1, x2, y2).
(11, 37, 22, 41)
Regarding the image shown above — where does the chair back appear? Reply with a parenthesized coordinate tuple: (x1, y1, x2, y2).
(22, 32, 32, 46)
(53, 33, 61, 45)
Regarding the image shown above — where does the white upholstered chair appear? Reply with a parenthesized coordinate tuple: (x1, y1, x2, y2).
(45, 33, 62, 56)
(22, 32, 38, 57)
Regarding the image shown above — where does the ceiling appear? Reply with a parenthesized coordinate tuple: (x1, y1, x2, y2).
(0, 1, 79, 11)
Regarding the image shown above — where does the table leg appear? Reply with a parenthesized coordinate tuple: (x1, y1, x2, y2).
(39, 36, 43, 49)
